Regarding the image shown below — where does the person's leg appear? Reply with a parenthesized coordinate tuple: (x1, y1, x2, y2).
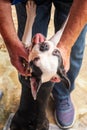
(53, 1, 72, 32)
(15, 2, 27, 40)
(67, 25, 87, 92)
(52, 0, 87, 129)
(15, 0, 52, 40)
(32, 0, 52, 37)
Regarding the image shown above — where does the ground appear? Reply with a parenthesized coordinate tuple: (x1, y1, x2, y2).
(0, 5, 87, 130)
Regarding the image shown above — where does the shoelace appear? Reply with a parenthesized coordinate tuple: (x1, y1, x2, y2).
(57, 98, 71, 110)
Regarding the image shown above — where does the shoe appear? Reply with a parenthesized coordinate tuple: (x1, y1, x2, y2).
(54, 96, 75, 129)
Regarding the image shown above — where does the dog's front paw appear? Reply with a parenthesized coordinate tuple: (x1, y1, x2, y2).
(26, 0, 36, 19)
(37, 117, 49, 130)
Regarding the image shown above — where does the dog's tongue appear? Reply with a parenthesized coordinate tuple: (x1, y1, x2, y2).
(30, 77, 37, 100)
(30, 77, 41, 100)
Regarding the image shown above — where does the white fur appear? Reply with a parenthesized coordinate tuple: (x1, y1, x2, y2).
(22, 1, 36, 47)
(29, 41, 59, 83)
(22, 1, 68, 83)
(49, 16, 69, 45)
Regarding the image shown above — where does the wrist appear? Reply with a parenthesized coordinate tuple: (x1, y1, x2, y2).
(4, 36, 21, 46)
(57, 41, 71, 72)
(4, 37, 23, 54)
(57, 41, 72, 53)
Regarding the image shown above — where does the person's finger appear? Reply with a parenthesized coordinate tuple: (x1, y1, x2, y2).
(33, 34, 40, 44)
(11, 58, 30, 76)
(20, 45, 29, 62)
(19, 57, 31, 76)
(32, 33, 45, 44)
(39, 34, 45, 42)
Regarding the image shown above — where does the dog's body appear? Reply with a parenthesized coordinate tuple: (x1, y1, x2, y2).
(10, 1, 70, 130)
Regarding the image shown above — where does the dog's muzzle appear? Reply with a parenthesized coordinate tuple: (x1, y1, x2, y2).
(29, 60, 42, 100)
(39, 42, 49, 52)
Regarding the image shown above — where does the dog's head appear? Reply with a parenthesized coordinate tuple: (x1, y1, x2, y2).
(29, 40, 70, 100)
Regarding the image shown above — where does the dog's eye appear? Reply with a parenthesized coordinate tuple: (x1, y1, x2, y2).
(52, 49, 60, 56)
(34, 57, 40, 62)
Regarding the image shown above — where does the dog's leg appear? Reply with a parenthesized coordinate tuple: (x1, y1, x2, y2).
(22, 0, 36, 48)
(10, 78, 38, 130)
(10, 81, 54, 130)
(36, 82, 54, 130)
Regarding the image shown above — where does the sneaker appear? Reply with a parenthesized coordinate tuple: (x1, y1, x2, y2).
(54, 96, 75, 129)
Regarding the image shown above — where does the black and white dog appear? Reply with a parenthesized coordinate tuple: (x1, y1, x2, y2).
(10, 1, 70, 130)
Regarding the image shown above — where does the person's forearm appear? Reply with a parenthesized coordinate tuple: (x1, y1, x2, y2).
(0, 0, 20, 46)
(58, 0, 87, 49)
(0, 0, 29, 75)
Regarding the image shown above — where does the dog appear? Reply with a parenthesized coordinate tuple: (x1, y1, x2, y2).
(10, 1, 70, 130)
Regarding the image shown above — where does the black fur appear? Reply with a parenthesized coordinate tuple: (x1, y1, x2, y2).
(57, 50, 70, 89)
(52, 49, 70, 88)
(10, 78, 54, 130)
(10, 48, 70, 130)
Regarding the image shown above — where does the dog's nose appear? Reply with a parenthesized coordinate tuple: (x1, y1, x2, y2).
(39, 42, 49, 52)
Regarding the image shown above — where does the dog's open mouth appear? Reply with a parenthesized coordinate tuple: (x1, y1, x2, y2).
(30, 76, 42, 100)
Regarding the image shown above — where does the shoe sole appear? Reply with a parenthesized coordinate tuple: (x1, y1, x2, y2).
(50, 94, 76, 129)
(54, 109, 76, 129)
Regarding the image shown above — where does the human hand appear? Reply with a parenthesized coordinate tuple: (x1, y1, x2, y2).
(32, 33, 46, 44)
(6, 40, 30, 76)
(57, 43, 71, 72)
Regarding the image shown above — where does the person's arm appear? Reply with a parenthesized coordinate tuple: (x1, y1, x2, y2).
(27, 0, 87, 72)
(0, 0, 29, 75)
(57, 0, 87, 71)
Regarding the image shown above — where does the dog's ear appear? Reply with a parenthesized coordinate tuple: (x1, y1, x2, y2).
(51, 67, 70, 89)
(49, 17, 68, 46)
(51, 49, 70, 89)
(49, 29, 63, 46)
(57, 54, 70, 89)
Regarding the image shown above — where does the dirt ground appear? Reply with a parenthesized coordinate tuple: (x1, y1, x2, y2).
(0, 5, 87, 130)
